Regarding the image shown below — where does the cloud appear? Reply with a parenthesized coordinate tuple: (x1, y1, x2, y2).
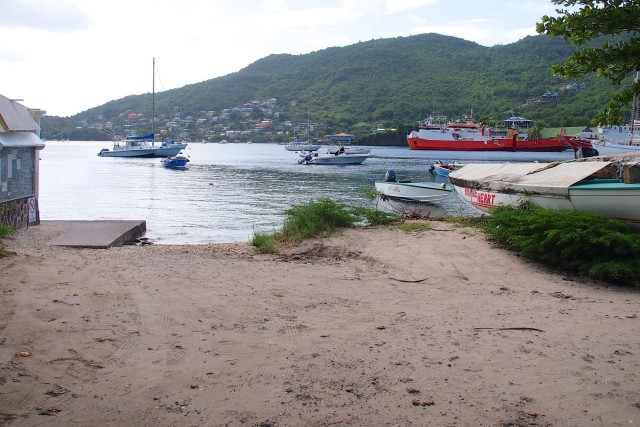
(0, 0, 90, 31)
(0, 48, 24, 62)
(384, 0, 437, 14)
(262, 0, 288, 12)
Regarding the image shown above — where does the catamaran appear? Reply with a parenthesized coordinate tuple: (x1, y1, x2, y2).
(98, 58, 187, 158)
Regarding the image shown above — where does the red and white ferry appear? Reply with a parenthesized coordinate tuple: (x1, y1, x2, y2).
(407, 116, 570, 152)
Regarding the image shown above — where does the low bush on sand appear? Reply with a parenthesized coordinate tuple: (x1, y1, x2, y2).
(482, 206, 640, 287)
(250, 199, 401, 253)
(0, 225, 14, 258)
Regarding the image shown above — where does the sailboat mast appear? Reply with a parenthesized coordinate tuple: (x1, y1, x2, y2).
(152, 57, 155, 143)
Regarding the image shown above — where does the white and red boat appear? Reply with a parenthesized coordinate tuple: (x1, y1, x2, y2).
(407, 117, 570, 152)
(448, 153, 640, 228)
(567, 72, 640, 156)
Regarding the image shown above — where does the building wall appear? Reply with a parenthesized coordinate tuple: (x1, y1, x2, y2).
(0, 196, 39, 229)
(0, 146, 39, 230)
(1, 146, 36, 200)
(0, 96, 44, 230)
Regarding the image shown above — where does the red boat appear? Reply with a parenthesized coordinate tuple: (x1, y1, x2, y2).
(561, 135, 593, 149)
(407, 117, 570, 152)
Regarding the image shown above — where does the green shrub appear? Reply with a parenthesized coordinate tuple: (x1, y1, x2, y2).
(363, 188, 379, 200)
(281, 199, 358, 242)
(350, 206, 402, 226)
(483, 206, 640, 287)
(249, 199, 401, 251)
(251, 231, 279, 254)
(0, 225, 14, 258)
(0, 225, 12, 238)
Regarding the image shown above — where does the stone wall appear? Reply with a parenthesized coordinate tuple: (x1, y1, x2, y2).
(0, 197, 39, 229)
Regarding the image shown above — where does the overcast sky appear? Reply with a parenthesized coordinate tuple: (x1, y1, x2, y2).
(1, 0, 561, 117)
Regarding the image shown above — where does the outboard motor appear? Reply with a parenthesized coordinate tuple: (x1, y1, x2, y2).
(298, 153, 313, 164)
(576, 146, 600, 159)
(384, 169, 396, 182)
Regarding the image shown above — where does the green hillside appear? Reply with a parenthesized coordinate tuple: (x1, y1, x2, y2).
(43, 33, 625, 142)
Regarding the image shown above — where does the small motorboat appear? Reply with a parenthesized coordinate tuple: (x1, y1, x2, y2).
(326, 146, 370, 155)
(429, 161, 464, 177)
(374, 170, 452, 204)
(298, 147, 369, 165)
(161, 155, 190, 170)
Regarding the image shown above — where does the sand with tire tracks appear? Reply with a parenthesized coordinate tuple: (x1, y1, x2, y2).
(0, 222, 639, 426)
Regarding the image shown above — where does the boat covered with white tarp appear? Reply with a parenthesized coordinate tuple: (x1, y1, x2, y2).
(448, 153, 640, 227)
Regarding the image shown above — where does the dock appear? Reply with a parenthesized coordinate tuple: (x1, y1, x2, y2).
(44, 220, 147, 249)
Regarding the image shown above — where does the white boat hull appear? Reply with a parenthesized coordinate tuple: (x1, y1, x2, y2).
(301, 154, 369, 165)
(452, 182, 640, 227)
(591, 140, 640, 156)
(98, 147, 159, 157)
(98, 142, 187, 158)
(285, 144, 321, 151)
(326, 146, 370, 155)
(375, 181, 452, 203)
(155, 142, 188, 157)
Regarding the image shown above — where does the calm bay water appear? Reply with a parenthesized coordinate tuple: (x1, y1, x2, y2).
(38, 142, 576, 244)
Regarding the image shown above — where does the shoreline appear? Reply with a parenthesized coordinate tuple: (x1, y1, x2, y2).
(1, 222, 639, 426)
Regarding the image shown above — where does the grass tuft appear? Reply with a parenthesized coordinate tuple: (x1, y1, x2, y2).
(350, 206, 402, 226)
(250, 231, 279, 254)
(250, 199, 401, 253)
(0, 225, 14, 258)
(280, 199, 358, 242)
(446, 215, 486, 228)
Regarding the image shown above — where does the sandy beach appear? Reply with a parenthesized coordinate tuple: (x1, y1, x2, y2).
(0, 222, 639, 426)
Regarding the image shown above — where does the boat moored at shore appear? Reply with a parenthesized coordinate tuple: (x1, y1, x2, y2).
(448, 153, 640, 228)
(375, 170, 452, 203)
(429, 161, 464, 177)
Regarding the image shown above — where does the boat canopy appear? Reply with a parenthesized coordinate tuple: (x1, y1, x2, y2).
(128, 133, 154, 140)
(448, 161, 612, 198)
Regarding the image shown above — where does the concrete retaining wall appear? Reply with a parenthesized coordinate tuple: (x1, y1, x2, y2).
(0, 196, 39, 229)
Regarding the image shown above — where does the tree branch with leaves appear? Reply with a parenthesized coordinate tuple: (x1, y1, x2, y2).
(536, 0, 640, 124)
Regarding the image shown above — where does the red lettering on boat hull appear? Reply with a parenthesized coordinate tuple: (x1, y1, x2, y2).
(464, 188, 496, 208)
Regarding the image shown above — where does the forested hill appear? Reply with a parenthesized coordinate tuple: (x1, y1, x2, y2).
(52, 33, 620, 139)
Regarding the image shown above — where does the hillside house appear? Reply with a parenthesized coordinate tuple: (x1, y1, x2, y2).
(0, 94, 45, 229)
(327, 133, 355, 145)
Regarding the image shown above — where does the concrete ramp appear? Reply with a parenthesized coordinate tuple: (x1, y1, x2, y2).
(44, 220, 147, 249)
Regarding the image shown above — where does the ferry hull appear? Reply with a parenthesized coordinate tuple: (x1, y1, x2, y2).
(407, 137, 568, 152)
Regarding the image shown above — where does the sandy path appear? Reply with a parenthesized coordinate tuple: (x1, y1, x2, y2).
(0, 223, 639, 426)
